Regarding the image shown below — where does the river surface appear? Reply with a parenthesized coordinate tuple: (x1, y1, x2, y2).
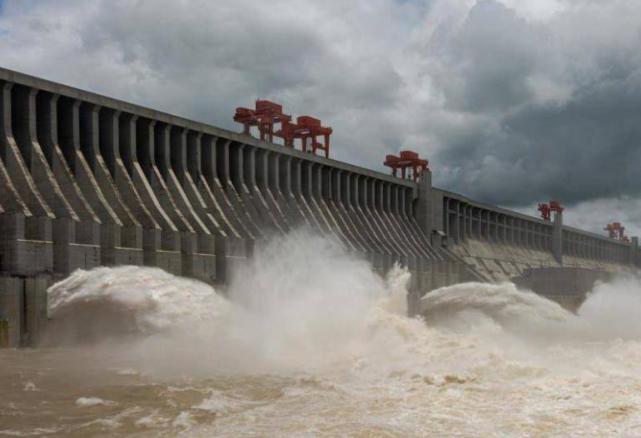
(2, 233, 641, 437)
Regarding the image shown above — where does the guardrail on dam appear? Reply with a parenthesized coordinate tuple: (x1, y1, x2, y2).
(0, 67, 639, 347)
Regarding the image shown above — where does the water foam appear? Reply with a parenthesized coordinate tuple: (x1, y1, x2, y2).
(420, 281, 572, 328)
(75, 397, 117, 408)
(48, 265, 229, 337)
(44, 230, 641, 378)
(45, 231, 414, 375)
(23, 231, 641, 435)
(420, 274, 641, 344)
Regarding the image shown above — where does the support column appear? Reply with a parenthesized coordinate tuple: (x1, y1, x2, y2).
(416, 170, 444, 246)
(552, 208, 563, 265)
(630, 236, 638, 266)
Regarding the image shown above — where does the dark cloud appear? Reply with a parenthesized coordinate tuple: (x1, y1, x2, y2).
(0, 0, 640, 234)
(437, 70, 641, 205)
(431, 0, 641, 211)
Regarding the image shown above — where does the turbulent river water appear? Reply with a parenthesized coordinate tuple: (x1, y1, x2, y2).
(2, 232, 641, 437)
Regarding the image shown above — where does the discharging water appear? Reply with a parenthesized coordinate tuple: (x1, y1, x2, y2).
(2, 232, 641, 437)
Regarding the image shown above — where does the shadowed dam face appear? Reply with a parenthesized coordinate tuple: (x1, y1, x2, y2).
(511, 267, 615, 311)
(2, 232, 641, 437)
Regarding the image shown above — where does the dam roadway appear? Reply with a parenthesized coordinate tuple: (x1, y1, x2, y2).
(0, 67, 638, 347)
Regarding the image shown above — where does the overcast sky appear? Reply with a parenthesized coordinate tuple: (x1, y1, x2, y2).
(0, 0, 639, 237)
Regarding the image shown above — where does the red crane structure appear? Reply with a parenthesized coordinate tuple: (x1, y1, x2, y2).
(384, 150, 429, 182)
(549, 201, 564, 214)
(537, 203, 551, 221)
(234, 101, 333, 158)
(233, 99, 292, 143)
(604, 222, 630, 242)
(537, 201, 563, 221)
(275, 116, 333, 158)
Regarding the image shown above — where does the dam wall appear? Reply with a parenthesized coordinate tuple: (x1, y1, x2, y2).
(0, 68, 638, 346)
(0, 68, 470, 346)
(429, 188, 640, 281)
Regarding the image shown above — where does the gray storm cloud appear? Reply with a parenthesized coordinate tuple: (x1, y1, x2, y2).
(0, 0, 639, 235)
(431, 0, 641, 209)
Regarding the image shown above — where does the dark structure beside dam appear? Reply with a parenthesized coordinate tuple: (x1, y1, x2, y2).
(0, 68, 639, 347)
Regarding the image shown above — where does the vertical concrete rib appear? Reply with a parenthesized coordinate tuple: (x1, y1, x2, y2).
(167, 127, 216, 283)
(36, 92, 100, 249)
(321, 166, 365, 253)
(301, 161, 331, 233)
(118, 114, 189, 274)
(57, 97, 126, 265)
(119, 113, 173, 265)
(369, 178, 421, 274)
(292, 158, 324, 232)
(277, 155, 307, 227)
(11, 86, 76, 221)
(200, 135, 250, 240)
(243, 145, 284, 234)
(187, 133, 247, 284)
(146, 122, 197, 277)
(264, 152, 287, 225)
(218, 139, 262, 239)
(231, 143, 275, 235)
(133, 117, 182, 273)
(255, 149, 290, 232)
(0, 159, 53, 276)
(353, 174, 397, 272)
(148, 123, 193, 235)
(334, 169, 375, 256)
(177, 131, 223, 235)
(78, 101, 143, 261)
(345, 172, 388, 259)
(11, 85, 90, 275)
(0, 81, 53, 246)
(310, 163, 354, 250)
(0, 159, 29, 214)
(358, 175, 405, 259)
(167, 128, 211, 232)
(308, 163, 332, 232)
(374, 179, 428, 261)
(98, 107, 162, 267)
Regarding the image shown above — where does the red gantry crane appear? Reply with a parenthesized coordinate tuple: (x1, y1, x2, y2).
(604, 222, 630, 242)
(537, 203, 551, 221)
(233, 99, 292, 143)
(384, 150, 429, 182)
(537, 201, 563, 221)
(234, 101, 333, 158)
(275, 116, 333, 158)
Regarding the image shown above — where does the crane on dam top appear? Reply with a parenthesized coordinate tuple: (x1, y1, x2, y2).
(605, 222, 630, 242)
(274, 115, 332, 158)
(234, 100, 333, 158)
(537, 201, 564, 221)
(384, 150, 429, 182)
(537, 203, 551, 221)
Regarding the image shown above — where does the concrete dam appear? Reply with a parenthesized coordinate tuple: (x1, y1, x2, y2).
(0, 68, 639, 347)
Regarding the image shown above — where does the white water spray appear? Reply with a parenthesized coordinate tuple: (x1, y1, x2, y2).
(23, 232, 641, 435)
(47, 231, 415, 375)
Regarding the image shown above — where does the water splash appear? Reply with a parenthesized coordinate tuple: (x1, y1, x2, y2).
(420, 281, 572, 329)
(14, 231, 641, 436)
(46, 231, 641, 374)
(45, 231, 414, 375)
(47, 265, 230, 344)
